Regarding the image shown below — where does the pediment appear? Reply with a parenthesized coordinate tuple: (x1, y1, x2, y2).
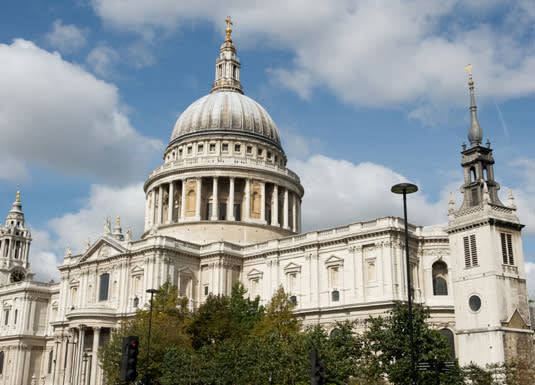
(79, 237, 127, 263)
(131, 265, 144, 275)
(178, 267, 194, 276)
(247, 268, 263, 279)
(502, 309, 530, 330)
(325, 255, 344, 267)
(284, 262, 301, 274)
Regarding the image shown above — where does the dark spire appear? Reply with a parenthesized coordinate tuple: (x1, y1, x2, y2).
(466, 67, 483, 147)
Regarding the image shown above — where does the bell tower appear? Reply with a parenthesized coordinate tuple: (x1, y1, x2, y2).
(447, 70, 533, 367)
(0, 191, 33, 284)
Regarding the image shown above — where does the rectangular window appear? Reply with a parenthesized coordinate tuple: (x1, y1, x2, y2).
(204, 285, 209, 296)
(246, 146, 252, 154)
(501, 233, 514, 265)
(14, 309, 17, 325)
(219, 203, 227, 220)
(234, 144, 241, 153)
(258, 148, 263, 156)
(222, 143, 229, 152)
(179, 148, 183, 156)
(209, 143, 216, 152)
(99, 273, 110, 301)
(198, 144, 204, 153)
(206, 203, 213, 219)
(463, 235, 478, 268)
(234, 204, 241, 221)
(187, 146, 192, 154)
(3, 310, 8, 326)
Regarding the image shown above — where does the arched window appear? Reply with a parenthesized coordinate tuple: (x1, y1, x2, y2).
(432, 261, 448, 296)
(470, 167, 476, 181)
(0, 351, 4, 374)
(440, 329, 455, 358)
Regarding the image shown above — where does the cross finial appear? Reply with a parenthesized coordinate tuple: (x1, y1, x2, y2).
(224, 16, 233, 42)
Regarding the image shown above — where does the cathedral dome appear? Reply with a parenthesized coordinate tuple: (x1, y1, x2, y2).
(169, 91, 281, 148)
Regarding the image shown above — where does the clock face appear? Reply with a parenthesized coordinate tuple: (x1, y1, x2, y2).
(10, 271, 25, 283)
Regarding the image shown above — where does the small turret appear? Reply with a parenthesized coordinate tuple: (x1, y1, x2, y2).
(5, 191, 25, 228)
(0, 191, 33, 284)
(458, 67, 504, 210)
(211, 16, 243, 94)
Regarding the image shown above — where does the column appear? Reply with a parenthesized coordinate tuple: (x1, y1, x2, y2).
(292, 192, 297, 232)
(297, 198, 301, 233)
(228, 177, 235, 221)
(150, 190, 156, 227)
(260, 182, 266, 223)
(144, 192, 150, 230)
(272, 184, 279, 226)
(167, 182, 174, 224)
(90, 327, 100, 385)
(211, 177, 219, 220)
(283, 188, 289, 230)
(245, 179, 251, 220)
(195, 178, 202, 219)
(180, 180, 186, 221)
(65, 331, 75, 385)
(157, 185, 163, 225)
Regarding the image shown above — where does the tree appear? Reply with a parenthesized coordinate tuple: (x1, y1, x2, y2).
(253, 286, 301, 339)
(99, 283, 191, 385)
(357, 302, 463, 385)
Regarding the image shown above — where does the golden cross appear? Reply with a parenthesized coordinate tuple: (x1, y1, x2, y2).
(224, 16, 233, 29)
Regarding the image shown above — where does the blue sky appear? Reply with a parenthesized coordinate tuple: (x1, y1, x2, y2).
(1, 0, 535, 296)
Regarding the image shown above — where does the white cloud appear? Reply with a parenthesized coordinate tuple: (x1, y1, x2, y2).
(48, 183, 146, 253)
(290, 155, 448, 232)
(86, 42, 119, 76)
(45, 20, 87, 53)
(0, 39, 163, 183)
(30, 183, 145, 281)
(90, 0, 535, 123)
(525, 262, 535, 300)
(508, 158, 535, 236)
(127, 41, 156, 68)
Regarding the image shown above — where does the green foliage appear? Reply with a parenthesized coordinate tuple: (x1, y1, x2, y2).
(99, 283, 191, 385)
(253, 286, 301, 339)
(356, 302, 463, 385)
(105, 285, 530, 385)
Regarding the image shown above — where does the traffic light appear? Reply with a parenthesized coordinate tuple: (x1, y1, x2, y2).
(120, 336, 139, 382)
(309, 348, 326, 385)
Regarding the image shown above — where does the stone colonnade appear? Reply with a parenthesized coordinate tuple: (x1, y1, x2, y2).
(53, 325, 110, 385)
(145, 176, 301, 232)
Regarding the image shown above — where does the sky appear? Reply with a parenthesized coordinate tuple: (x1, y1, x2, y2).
(1, 0, 535, 297)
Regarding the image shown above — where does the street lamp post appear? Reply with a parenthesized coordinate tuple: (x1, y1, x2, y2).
(144, 288, 158, 385)
(391, 182, 418, 385)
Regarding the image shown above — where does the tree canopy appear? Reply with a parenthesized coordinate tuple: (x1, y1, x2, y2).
(100, 284, 526, 385)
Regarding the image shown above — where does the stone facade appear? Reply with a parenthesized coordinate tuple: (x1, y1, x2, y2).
(0, 25, 532, 385)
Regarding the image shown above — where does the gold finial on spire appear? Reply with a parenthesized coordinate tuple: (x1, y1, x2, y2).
(15, 191, 20, 203)
(464, 64, 473, 84)
(116, 216, 121, 226)
(224, 16, 233, 42)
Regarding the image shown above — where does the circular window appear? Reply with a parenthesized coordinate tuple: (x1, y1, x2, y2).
(469, 295, 481, 312)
